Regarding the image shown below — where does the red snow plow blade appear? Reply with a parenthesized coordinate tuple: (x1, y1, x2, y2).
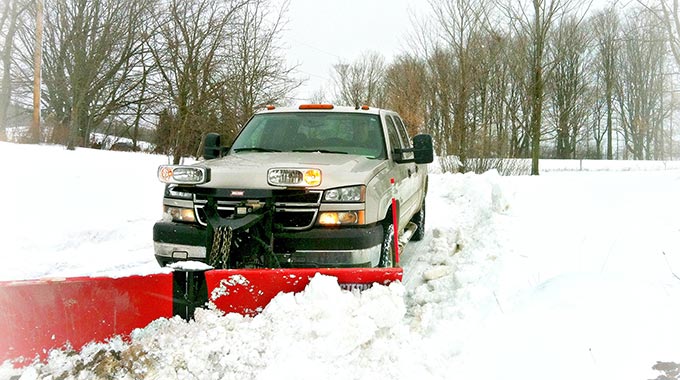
(205, 267, 403, 315)
(0, 274, 174, 366)
(0, 267, 402, 366)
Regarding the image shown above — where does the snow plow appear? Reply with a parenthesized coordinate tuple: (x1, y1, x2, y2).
(0, 105, 432, 366)
(0, 267, 402, 366)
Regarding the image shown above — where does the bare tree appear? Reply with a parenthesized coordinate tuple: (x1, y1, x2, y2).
(639, 0, 680, 67)
(149, 0, 297, 161)
(148, 0, 248, 162)
(659, 0, 680, 67)
(127, 46, 153, 151)
(548, 15, 591, 158)
(503, 32, 534, 158)
(222, 0, 301, 129)
(383, 54, 427, 136)
(468, 29, 519, 158)
(428, 0, 488, 164)
(0, 0, 31, 141)
(397, 0, 674, 164)
(38, 0, 153, 149)
(424, 47, 456, 157)
(591, 6, 621, 159)
(618, 9, 667, 159)
(308, 86, 329, 104)
(332, 51, 386, 108)
(500, 0, 576, 174)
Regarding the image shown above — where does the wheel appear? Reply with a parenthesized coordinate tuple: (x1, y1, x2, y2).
(410, 198, 426, 241)
(378, 222, 396, 267)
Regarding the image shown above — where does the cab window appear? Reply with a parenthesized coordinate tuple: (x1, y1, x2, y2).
(384, 116, 403, 150)
(386, 115, 414, 160)
(392, 116, 412, 148)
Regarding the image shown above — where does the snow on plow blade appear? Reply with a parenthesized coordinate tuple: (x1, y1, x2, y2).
(205, 267, 404, 316)
(0, 267, 402, 366)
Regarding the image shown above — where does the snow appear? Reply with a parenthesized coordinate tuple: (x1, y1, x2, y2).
(0, 142, 169, 281)
(1, 141, 680, 379)
(167, 261, 213, 272)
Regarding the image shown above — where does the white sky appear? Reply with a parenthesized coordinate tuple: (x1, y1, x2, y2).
(281, 0, 426, 103)
(279, 0, 619, 104)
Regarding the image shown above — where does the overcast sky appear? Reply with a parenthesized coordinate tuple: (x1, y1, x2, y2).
(280, 0, 619, 104)
(281, 0, 425, 103)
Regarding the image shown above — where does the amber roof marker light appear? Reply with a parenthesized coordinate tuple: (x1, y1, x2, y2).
(299, 104, 334, 110)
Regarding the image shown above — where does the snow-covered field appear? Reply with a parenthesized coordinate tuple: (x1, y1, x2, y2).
(1, 141, 680, 380)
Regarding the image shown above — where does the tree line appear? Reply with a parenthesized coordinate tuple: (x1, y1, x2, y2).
(331, 0, 680, 173)
(1, 0, 680, 173)
(0, 0, 298, 163)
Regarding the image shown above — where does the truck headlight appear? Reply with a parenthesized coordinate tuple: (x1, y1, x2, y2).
(268, 168, 321, 187)
(164, 206, 197, 223)
(323, 185, 365, 202)
(318, 211, 365, 225)
(158, 165, 208, 184)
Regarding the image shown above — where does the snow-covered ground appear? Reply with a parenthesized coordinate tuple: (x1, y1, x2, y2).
(1, 141, 680, 379)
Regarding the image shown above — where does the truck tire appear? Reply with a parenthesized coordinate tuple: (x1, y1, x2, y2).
(410, 198, 426, 241)
(378, 222, 396, 267)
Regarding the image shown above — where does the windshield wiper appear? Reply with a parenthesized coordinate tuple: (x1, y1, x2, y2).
(233, 147, 281, 153)
(292, 149, 348, 154)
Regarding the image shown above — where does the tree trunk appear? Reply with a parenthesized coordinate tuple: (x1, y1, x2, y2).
(530, 64, 543, 175)
(606, 92, 613, 159)
(0, 2, 21, 142)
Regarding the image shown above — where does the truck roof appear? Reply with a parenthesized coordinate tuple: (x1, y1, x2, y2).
(256, 104, 384, 116)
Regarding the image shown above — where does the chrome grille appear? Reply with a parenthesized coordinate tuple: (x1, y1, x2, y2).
(194, 191, 321, 230)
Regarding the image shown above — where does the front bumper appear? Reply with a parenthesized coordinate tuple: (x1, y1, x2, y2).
(153, 222, 208, 266)
(274, 225, 383, 267)
(153, 221, 384, 268)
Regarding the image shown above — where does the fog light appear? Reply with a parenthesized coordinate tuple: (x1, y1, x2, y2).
(319, 212, 339, 225)
(318, 211, 364, 225)
(164, 206, 197, 223)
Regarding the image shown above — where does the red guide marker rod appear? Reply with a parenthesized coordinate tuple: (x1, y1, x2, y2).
(390, 178, 399, 265)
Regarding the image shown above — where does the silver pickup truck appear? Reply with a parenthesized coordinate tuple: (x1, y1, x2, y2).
(153, 104, 433, 269)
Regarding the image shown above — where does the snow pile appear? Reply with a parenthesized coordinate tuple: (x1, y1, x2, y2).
(453, 171, 680, 380)
(459, 272, 680, 380)
(407, 171, 508, 315)
(398, 171, 513, 377)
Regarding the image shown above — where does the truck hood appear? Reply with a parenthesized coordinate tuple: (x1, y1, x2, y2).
(198, 152, 388, 190)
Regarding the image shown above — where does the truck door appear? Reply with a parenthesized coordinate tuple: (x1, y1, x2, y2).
(384, 115, 418, 230)
(392, 115, 423, 215)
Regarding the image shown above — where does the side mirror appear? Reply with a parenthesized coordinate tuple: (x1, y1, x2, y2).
(204, 133, 222, 159)
(413, 134, 434, 164)
(393, 134, 434, 164)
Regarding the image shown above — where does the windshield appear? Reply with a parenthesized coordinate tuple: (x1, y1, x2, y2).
(230, 112, 386, 159)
